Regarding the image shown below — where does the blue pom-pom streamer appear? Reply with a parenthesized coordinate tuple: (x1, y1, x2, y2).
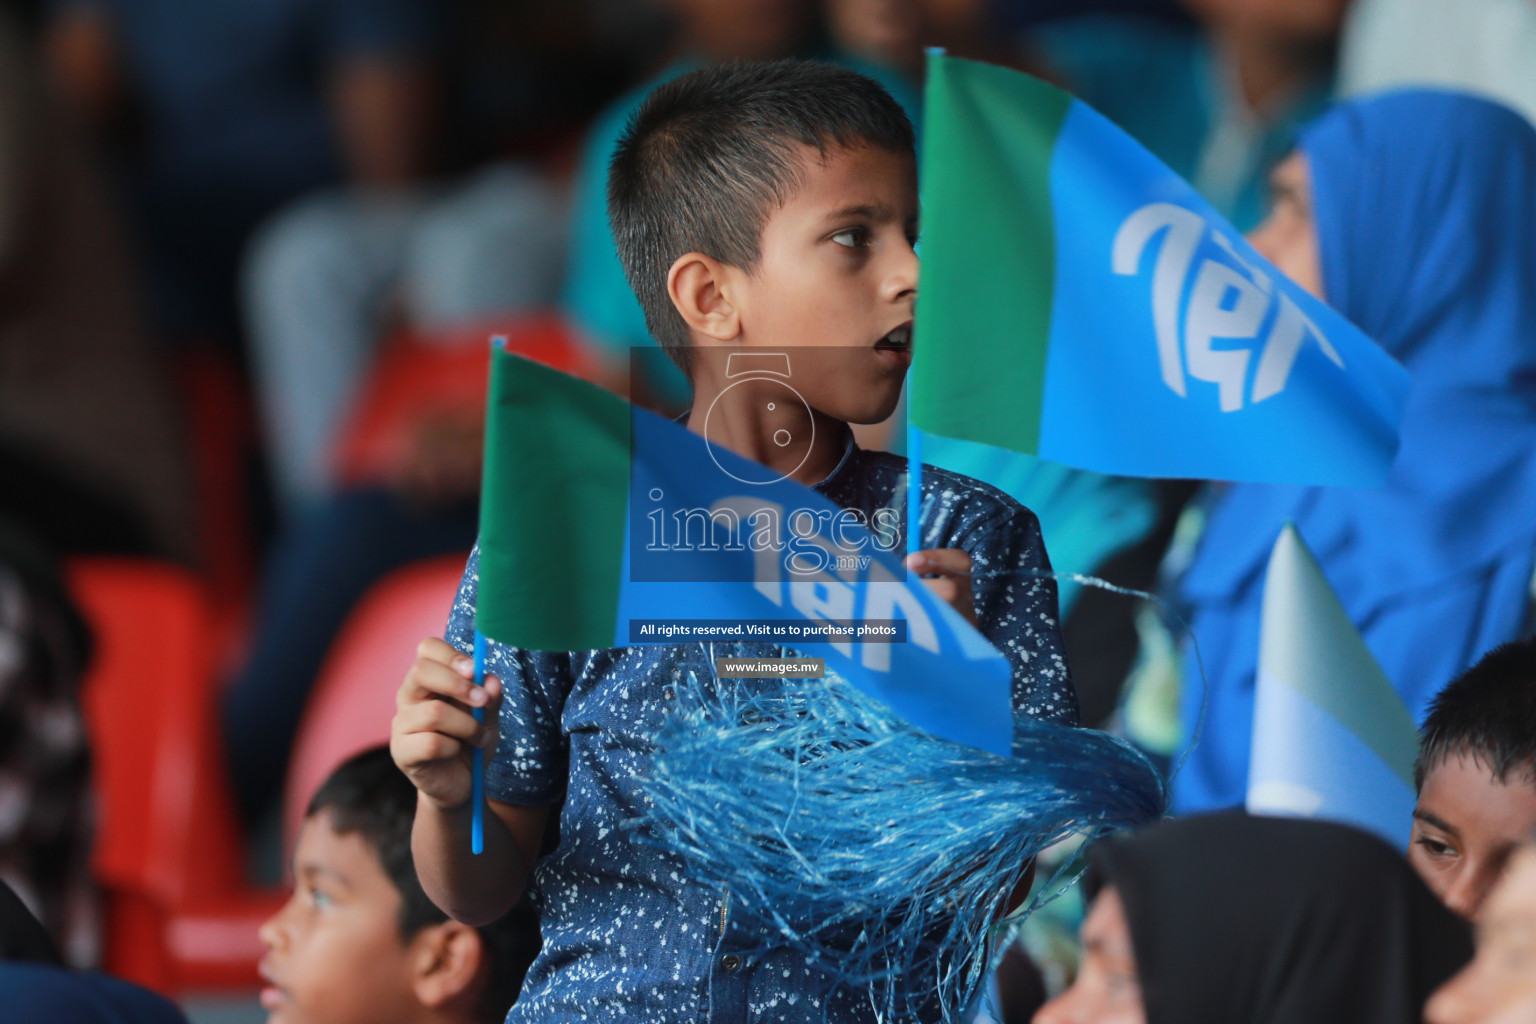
(635, 657, 1167, 1022)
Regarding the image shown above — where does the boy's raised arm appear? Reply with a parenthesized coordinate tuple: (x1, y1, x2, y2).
(392, 637, 546, 926)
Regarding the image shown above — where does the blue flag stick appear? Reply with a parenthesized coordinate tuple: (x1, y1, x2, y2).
(907, 424, 924, 561)
(471, 629, 486, 855)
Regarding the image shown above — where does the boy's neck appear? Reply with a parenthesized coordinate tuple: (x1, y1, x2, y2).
(686, 374, 852, 487)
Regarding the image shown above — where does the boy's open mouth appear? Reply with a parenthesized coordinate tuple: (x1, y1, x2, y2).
(258, 966, 287, 1011)
(873, 324, 913, 352)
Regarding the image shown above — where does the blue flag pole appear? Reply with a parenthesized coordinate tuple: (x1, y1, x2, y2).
(471, 629, 486, 855)
(907, 424, 923, 561)
(471, 335, 507, 857)
(904, 72, 930, 567)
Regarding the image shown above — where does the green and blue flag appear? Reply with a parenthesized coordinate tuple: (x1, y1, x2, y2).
(475, 348, 1015, 757)
(911, 53, 1410, 486)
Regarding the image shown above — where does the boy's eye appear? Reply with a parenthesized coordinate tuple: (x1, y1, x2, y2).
(1416, 836, 1456, 860)
(832, 227, 870, 249)
(309, 887, 334, 910)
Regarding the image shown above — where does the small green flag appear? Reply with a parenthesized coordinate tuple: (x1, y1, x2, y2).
(475, 346, 630, 651)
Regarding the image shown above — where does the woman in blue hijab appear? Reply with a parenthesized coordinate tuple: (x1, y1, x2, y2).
(1173, 90, 1536, 813)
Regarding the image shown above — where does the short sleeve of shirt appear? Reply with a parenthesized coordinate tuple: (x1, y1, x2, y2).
(444, 546, 570, 806)
(954, 500, 1080, 734)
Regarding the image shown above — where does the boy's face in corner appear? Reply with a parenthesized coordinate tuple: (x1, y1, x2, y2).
(1425, 844, 1536, 1024)
(1409, 754, 1536, 920)
(1033, 886, 1146, 1024)
(723, 141, 918, 426)
(258, 811, 422, 1024)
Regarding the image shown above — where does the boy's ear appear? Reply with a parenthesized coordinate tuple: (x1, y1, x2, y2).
(409, 920, 486, 1012)
(667, 252, 740, 343)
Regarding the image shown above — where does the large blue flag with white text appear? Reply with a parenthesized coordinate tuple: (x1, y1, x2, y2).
(914, 54, 1413, 487)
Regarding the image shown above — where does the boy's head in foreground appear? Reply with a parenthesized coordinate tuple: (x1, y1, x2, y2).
(258, 746, 538, 1024)
(1426, 833, 1536, 1024)
(609, 59, 918, 427)
(1411, 639, 1536, 920)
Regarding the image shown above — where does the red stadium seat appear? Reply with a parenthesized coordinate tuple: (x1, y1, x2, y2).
(177, 349, 259, 621)
(332, 312, 595, 490)
(69, 558, 284, 994)
(282, 554, 468, 851)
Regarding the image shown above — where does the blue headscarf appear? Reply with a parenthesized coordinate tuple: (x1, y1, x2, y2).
(1174, 90, 1536, 812)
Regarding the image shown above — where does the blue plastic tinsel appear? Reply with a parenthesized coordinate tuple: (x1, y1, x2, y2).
(634, 645, 1168, 1022)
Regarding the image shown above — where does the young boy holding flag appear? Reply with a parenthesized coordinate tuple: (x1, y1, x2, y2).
(391, 59, 1077, 1022)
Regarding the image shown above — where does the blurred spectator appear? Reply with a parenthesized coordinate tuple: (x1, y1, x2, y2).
(1172, 90, 1536, 815)
(1028, 0, 1347, 232)
(1340, 0, 1536, 127)
(244, 161, 567, 518)
(0, 517, 97, 967)
(0, 11, 193, 561)
(1035, 815, 1472, 1024)
(242, 1, 646, 519)
(1409, 639, 1536, 920)
(828, 0, 925, 76)
(42, 0, 442, 351)
(1425, 835, 1536, 1024)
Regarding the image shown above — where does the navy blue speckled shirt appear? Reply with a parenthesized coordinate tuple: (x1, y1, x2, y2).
(444, 441, 1077, 1023)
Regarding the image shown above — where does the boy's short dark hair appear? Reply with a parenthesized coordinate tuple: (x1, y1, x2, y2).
(1416, 638, 1536, 791)
(608, 59, 915, 373)
(308, 746, 540, 1022)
